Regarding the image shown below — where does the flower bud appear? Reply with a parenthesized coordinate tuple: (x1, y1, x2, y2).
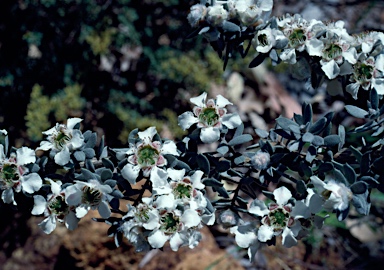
(187, 4, 207, 27)
(207, 5, 228, 27)
(218, 209, 239, 228)
(251, 151, 270, 170)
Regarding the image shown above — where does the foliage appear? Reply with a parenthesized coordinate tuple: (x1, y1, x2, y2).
(2, 0, 384, 266)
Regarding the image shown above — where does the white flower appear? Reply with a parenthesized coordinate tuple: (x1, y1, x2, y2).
(249, 186, 302, 247)
(320, 30, 357, 79)
(310, 176, 352, 212)
(230, 223, 260, 261)
(278, 15, 325, 64)
(36, 118, 84, 166)
(178, 92, 242, 143)
(146, 203, 201, 251)
(346, 54, 384, 99)
(121, 127, 179, 184)
(187, 4, 208, 27)
(252, 27, 287, 53)
(233, 0, 273, 26)
(31, 179, 78, 234)
(65, 179, 113, 219)
(0, 146, 42, 205)
(206, 4, 228, 27)
(251, 151, 270, 170)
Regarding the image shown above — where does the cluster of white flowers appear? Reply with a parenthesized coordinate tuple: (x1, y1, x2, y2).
(119, 126, 179, 184)
(31, 178, 114, 234)
(119, 168, 215, 251)
(187, 1, 384, 100)
(0, 134, 42, 205)
(188, 0, 273, 28)
(178, 92, 242, 143)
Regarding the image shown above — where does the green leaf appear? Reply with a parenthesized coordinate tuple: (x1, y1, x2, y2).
(276, 117, 299, 131)
(228, 134, 252, 146)
(309, 117, 326, 135)
(249, 53, 267, 68)
(255, 128, 269, 138)
(296, 179, 307, 195)
(370, 88, 379, 110)
(102, 158, 115, 171)
(324, 135, 341, 147)
(305, 145, 317, 163)
(360, 152, 370, 175)
(350, 181, 368, 194)
(85, 133, 97, 148)
(101, 169, 113, 181)
(197, 154, 210, 175)
(343, 163, 356, 184)
(217, 160, 231, 172)
(302, 132, 314, 143)
(234, 123, 244, 137)
(345, 105, 368, 118)
(128, 128, 139, 144)
(203, 178, 223, 187)
(302, 102, 313, 124)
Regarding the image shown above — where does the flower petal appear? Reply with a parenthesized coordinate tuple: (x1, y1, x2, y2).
(151, 167, 171, 195)
(200, 127, 220, 143)
(257, 224, 274, 242)
(39, 215, 57, 234)
(148, 230, 169, 249)
(54, 146, 71, 166)
(221, 113, 242, 129)
(32, 195, 46, 215)
(155, 193, 176, 210)
(215, 95, 232, 108)
(190, 92, 207, 107)
(191, 170, 205, 190)
(98, 201, 111, 218)
(249, 199, 269, 217)
(167, 168, 185, 181)
(2, 188, 15, 205)
(21, 173, 42, 194)
(169, 232, 186, 251)
(76, 205, 89, 218)
(16, 147, 36, 165)
(273, 186, 292, 206)
(178, 111, 198, 130)
(321, 60, 340, 80)
(65, 210, 79, 231)
(138, 126, 157, 143)
(161, 140, 179, 156)
(181, 209, 201, 228)
(36, 141, 53, 151)
(121, 163, 140, 184)
(66, 118, 83, 129)
(70, 130, 85, 150)
(282, 227, 297, 248)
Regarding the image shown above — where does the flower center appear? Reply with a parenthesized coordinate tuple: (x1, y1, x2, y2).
(81, 186, 102, 206)
(137, 145, 160, 167)
(289, 28, 306, 48)
(135, 204, 150, 223)
(53, 126, 72, 150)
(267, 207, 290, 231)
(160, 212, 180, 234)
(258, 33, 269, 46)
(1, 163, 19, 182)
(48, 195, 68, 216)
(199, 107, 219, 127)
(323, 43, 342, 60)
(355, 63, 374, 81)
(173, 182, 192, 199)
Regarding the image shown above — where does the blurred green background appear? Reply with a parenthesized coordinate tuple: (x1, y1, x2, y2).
(0, 0, 229, 148)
